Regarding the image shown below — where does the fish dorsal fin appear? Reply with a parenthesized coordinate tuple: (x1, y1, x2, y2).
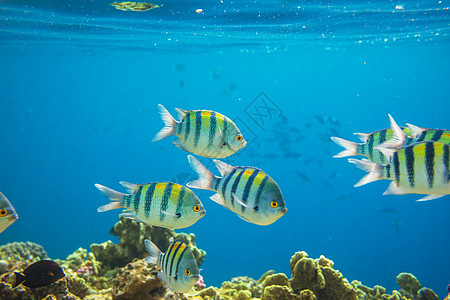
(406, 123, 425, 139)
(376, 146, 397, 163)
(375, 114, 406, 149)
(175, 108, 187, 120)
(353, 132, 369, 143)
(416, 194, 445, 202)
(119, 181, 139, 194)
(213, 159, 234, 176)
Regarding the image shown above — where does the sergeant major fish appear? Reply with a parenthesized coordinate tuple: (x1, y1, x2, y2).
(144, 237, 199, 293)
(186, 155, 287, 225)
(348, 141, 450, 201)
(331, 125, 411, 164)
(95, 181, 206, 229)
(0, 192, 18, 234)
(375, 114, 450, 152)
(152, 104, 247, 158)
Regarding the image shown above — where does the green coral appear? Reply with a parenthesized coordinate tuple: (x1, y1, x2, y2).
(397, 273, 421, 298)
(0, 241, 49, 264)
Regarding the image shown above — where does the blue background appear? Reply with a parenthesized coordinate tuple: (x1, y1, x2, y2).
(1, 0, 449, 298)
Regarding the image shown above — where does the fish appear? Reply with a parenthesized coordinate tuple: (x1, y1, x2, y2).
(186, 155, 287, 225)
(152, 104, 247, 158)
(331, 125, 411, 164)
(95, 181, 206, 229)
(348, 141, 450, 201)
(110, 2, 161, 11)
(0, 192, 18, 234)
(13, 260, 65, 289)
(375, 114, 450, 151)
(144, 237, 199, 293)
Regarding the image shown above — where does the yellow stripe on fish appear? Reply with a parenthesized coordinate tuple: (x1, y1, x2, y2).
(95, 181, 206, 229)
(152, 104, 246, 158)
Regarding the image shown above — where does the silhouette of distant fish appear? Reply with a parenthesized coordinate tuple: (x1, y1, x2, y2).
(13, 260, 65, 288)
(0, 192, 18, 234)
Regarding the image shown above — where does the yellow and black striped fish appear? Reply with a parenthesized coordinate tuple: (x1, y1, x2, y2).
(331, 126, 412, 164)
(152, 104, 247, 158)
(349, 141, 450, 201)
(375, 114, 450, 151)
(95, 181, 206, 229)
(144, 237, 199, 293)
(186, 155, 287, 225)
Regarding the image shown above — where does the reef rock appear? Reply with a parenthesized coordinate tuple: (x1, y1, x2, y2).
(0, 241, 49, 264)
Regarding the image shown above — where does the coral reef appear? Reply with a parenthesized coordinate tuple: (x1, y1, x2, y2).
(0, 241, 49, 265)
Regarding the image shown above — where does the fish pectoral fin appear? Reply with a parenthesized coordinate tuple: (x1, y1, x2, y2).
(119, 211, 142, 222)
(161, 210, 178, 217)
(173, 139, 189, 152)
(237, 214, 252, 223)
(210, 194, 226, 207)
(383, 182, 408, 195)
(416, 195, 445, 202)
(232, 193, 249, 208)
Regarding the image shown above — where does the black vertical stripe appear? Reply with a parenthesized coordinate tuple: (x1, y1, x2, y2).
(175, 187, 186, 216)
(221, 169, 237, 197)
(416, 131, 427, 143)
(405, 146, 415, 188)
(176, 118, 183, 135)
(130, 186, 143, 208)
(254, 175, 268, 208)
(385, 164, 391, 179)
(173, 244, 188, 278)
(222, 118, 228, 141)
(431, 130, 443, 142)
(212, 177, 221, 191)
(444, 144, 449, 182)
(393, 152, 400, 185)
(184, 112, 191, 141)
(425, 142, 435, 188)
(160, 183, 173, 221)
(208, 112, 217, 149)
(378, 129, 387, 163)
(144, 183, 157, 218)
(133, 186, 143, 211)
(368, 135, 374, 161)
(194, 111, 202, 147)
(164, 242, 177, 275)
(168, 242, 182, 276)
(230, 169, 245, 206)
(241, 170, 259, 213)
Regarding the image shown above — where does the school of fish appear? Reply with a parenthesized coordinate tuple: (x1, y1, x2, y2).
(332, 114, 450, 201)
(3, 104, 447, 294)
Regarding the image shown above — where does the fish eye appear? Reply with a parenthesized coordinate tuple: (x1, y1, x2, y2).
(270, 201, 278, 208)
(0, 209, 7, 217)
(185, 269, 191, 276)
(236, 135, 243, 142)
(193, 205, 201, 212)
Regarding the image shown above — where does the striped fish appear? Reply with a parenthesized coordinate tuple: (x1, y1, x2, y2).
(144, 237, 199, 293)
(95, 181, 206, 229)
(186, 155, 287, 225)
(375, 114, 450, 152)
(348, 141, 450, 201)
(152, 104, 247, 158)
(0, 192, 18, 234)
(331, 126, 412, 164)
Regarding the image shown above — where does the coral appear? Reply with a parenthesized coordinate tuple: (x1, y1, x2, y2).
(290, 251, 308, 273)
(290, 257, 325, 294)
(65, 268, 92, 299)
(64, 248, 88, 271)
(218, 276, 261, 299)
(298, 289, 317, 300)
(263, 285, 298, 300)
(0, 241, 49, 264)
(193, 286, 219, 299)
(397, 273, 421, 298)
(417, 288, 439, 300)
(352, 280, 386, 299)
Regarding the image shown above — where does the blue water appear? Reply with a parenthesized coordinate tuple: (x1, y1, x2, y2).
(1, 0, 450, 298)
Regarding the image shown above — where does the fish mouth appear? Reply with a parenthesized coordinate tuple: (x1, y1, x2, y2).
(281, 208, 287, 214)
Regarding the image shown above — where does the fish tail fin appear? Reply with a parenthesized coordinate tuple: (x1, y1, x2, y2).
(348, 158, 383, 187)
(331, 137, 359, 158)
(95, 184, 125, 212)
(144, 239, 161, 265)
(152, 104, 178, 142)
(12, 272, 26, 288)
(186, 155, 214, 190)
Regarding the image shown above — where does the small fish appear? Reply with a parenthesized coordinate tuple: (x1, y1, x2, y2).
(331, 125, 411, 164)
(144, 237, 199, 293)
(95, 181, 206, 229)
(153, 104, 246, 158)
(348, 141, 450, 201)
(13, 260, 65, 288)
(110, 1, 161, 11)
(0, 192, 18, 234)
(186, 155, 287, 225)
(375, 114, 450, 151)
